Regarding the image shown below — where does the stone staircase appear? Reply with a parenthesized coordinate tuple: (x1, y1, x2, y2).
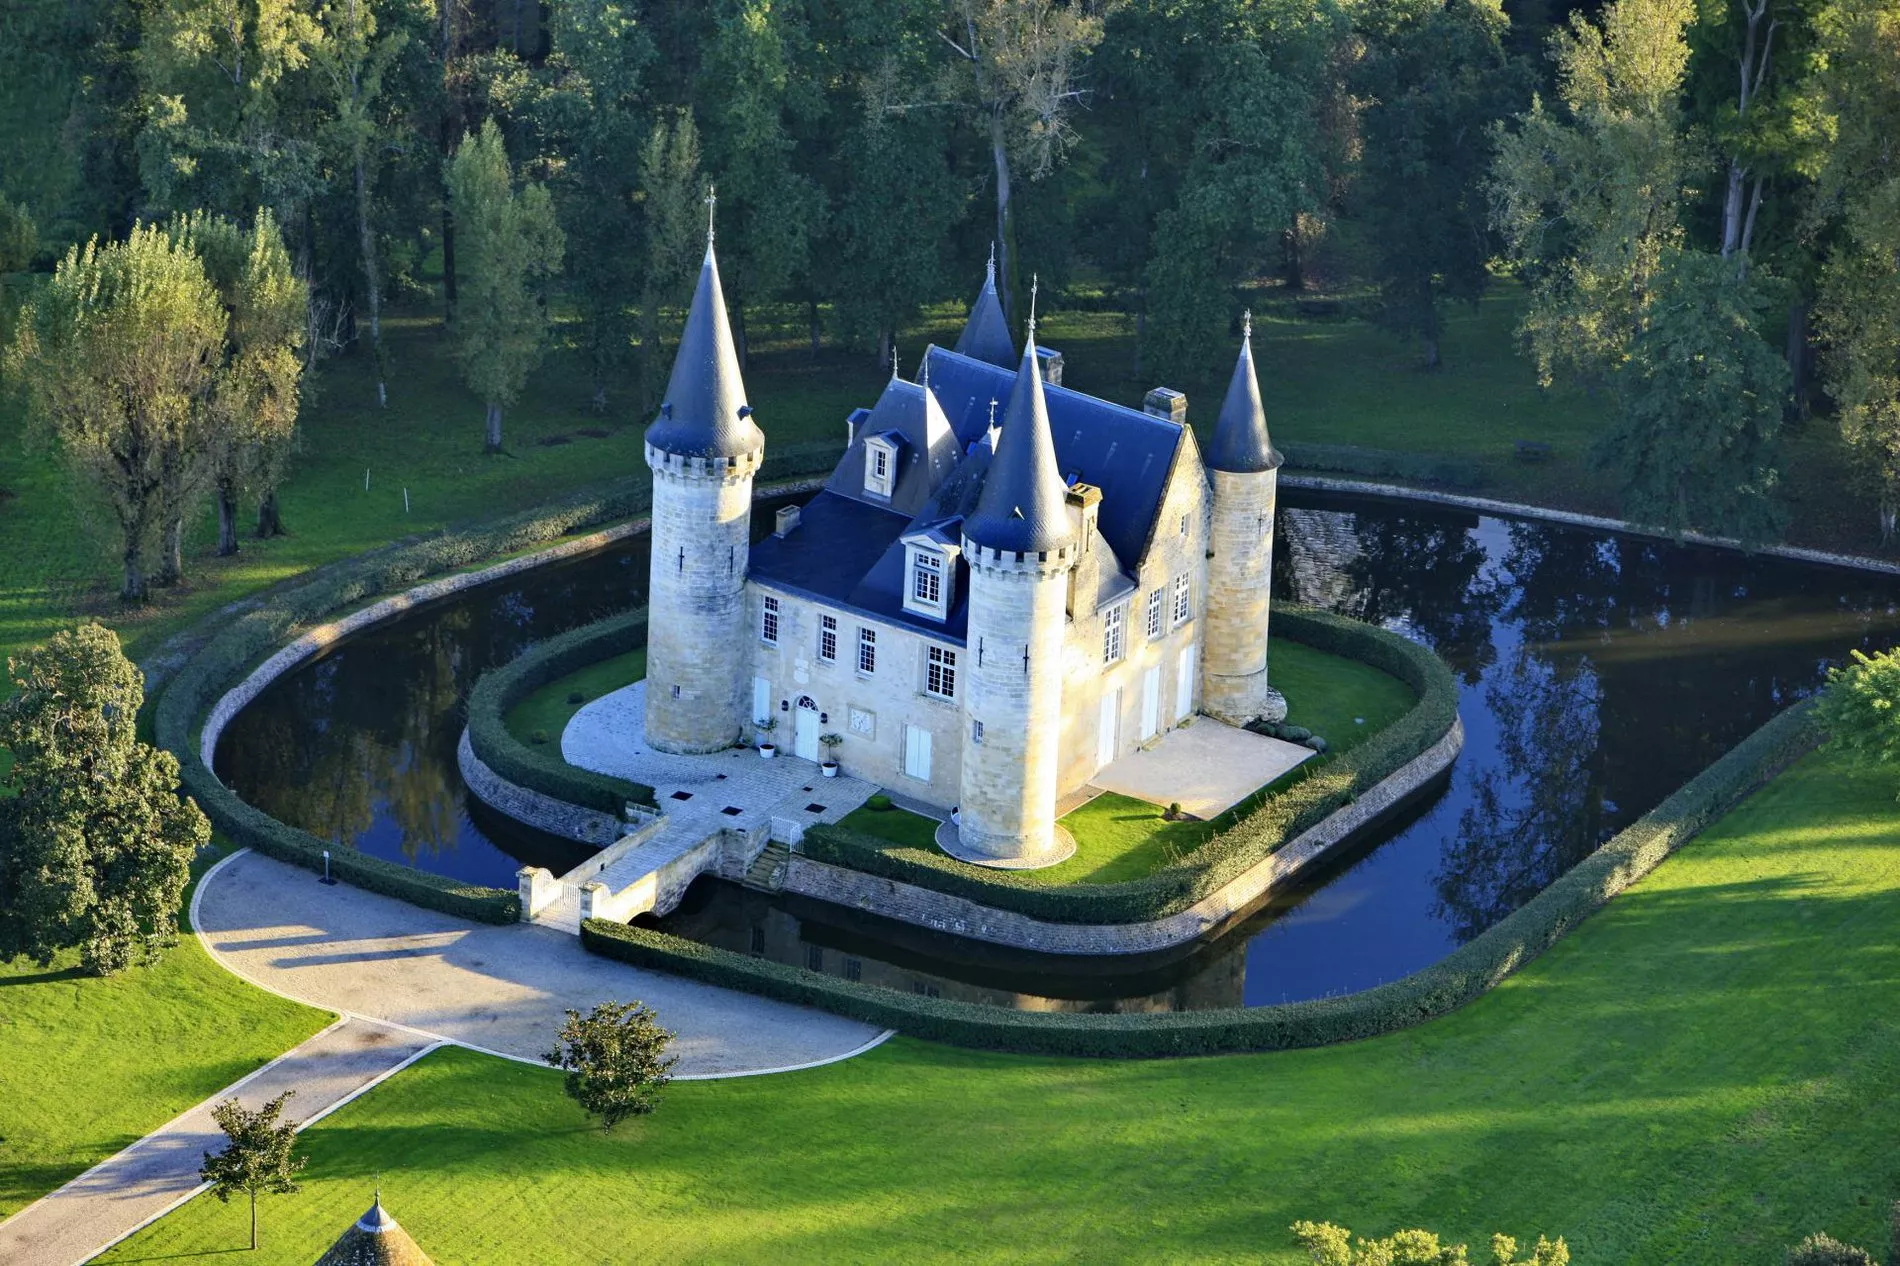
(741, 842, 791, 893)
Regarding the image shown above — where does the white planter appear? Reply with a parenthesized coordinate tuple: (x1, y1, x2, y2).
(821, 762, 839, 778)
(758, 744, 777, 759)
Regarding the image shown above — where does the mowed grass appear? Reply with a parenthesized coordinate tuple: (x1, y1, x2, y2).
(501, 649, 646, 747)
(836, 639, 1414, 885)
(0, 847, 330, 1218)
(100, 748, 1900, 1263)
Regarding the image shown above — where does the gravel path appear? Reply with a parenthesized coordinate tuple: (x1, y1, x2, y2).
(194, 849, 888, 1076)
(0, 1017, 437, 1266)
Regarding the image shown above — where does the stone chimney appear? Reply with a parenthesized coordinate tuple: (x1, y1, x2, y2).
(775, 505, 801, 537)
(1065, 482, 1104, 617)
(1035, 345, 1064, 387)
(1143, 387, 1187, 424)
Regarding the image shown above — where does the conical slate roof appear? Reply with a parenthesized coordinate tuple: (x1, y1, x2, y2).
(646, 242, 763, 460)
(1206, 317, 1283, 474)
(313, 1196, 434, 1266)
(964, 345, 1074, 554)
(953, 255, 1015, 369)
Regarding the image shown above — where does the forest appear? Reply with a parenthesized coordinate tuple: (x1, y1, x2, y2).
(1, 0, 1897, 604)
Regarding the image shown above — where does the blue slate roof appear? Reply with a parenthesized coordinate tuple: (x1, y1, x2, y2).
(645, 243, 763, 460)
(963, 346, 1075, 555)
(824, 378, 961, 517)
(922, 345, 1186, 569)
(1208, 328, 1284, 474)
(749, 491, 969, 642)
(953, 266, 1015, 368)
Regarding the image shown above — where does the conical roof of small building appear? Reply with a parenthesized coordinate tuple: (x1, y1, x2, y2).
(313, 1196, 434, 1266)
(963, 344, 1074, 554)
(953, 256, 1015, 369)
(1206, 318, 1284, 474)
(646, 241, 763, 460)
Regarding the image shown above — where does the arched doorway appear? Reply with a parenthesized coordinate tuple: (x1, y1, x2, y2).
(793, 696, 821, 762)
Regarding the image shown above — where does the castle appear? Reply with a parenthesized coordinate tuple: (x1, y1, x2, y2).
(641, 230, 1284, 868)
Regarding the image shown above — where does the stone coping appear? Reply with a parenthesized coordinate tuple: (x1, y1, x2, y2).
(1281, 474, 1900, 577)
(782, 717, 1463, 956)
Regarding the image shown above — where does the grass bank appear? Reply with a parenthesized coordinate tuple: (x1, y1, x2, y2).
(0, 846, 330, 1218)
(99, 748, 1900, 1263)
(501, 649, 646, 747)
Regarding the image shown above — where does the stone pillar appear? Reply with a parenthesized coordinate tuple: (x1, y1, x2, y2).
(957, 538, 1075, 864)
(1202, 466, 1286, 724)
(642, 443, 761, 754)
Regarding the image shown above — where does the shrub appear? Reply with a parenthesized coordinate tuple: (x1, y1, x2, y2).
(801, 607, 1459, 925)
(1290, 1221, 1569, 1266)
(1282, 724, 1313, 742)
(1785, 1234, 1877, 1266)
(1815, 647, 1900, 795)
(865, 794, 894, 811)
(464, 609, 656, 816)
(582, 698, 1815, 1055)
(530, 729, 549, 745)
(1279, 441, 1487, 490)
(566, 690, 585, 705)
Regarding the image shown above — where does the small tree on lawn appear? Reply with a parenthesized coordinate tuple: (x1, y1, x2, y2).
(200, 1090, 306, 1252)
(446, 118, 564, 454)
(1291, 1220, 1569, 1266)
(544, 999, 678, 1130)
(1785, 1232, 1878, 1266)
(1815, 647, 1900, 794)
(0, 624, 211, 974)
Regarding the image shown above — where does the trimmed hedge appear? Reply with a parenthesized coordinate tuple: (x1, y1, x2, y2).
(584, 698, 1818, 1055)
(466, 608, 656, 816)
(1279, 440, 1487, 490)
(151, 454, 841, 925)
(801, 606, 1460, 924)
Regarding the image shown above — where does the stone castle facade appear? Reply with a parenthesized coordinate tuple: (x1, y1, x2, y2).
(642, 231, 1284, 868)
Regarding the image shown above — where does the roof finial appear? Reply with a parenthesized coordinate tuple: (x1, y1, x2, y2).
(1243, 308, 1252, 341)
(1026, 273, 1039, 345)
(705, 184, 717, 248)
(988, 397, 999, 429)
(889, 342, 900, 382)
(986, 241, 996, 284)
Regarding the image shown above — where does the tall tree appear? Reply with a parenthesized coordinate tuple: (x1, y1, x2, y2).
(936, 0, 1104, 327)
(199, 1090, 307, 1251)
(1353, 0, 1528, 368)
(634, 110, 704, 411)
(5, 225, 227, 602)
(1489, 0, 1704, 388)
(544, 1000, 678, 1130)
(0, 625, 211, 975)
(1596, 248, 1789, 541)
(446, 117, 563, 452)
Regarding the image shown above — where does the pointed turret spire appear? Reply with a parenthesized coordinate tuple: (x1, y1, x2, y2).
(965, 292, 1073, 554)
(314, 1191, 435, 1266)
(1206, 311, 1283, 474)
(953, 244, 1016, 369)
(646, 194, 763, 461)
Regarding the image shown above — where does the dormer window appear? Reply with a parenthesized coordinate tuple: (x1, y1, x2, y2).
(864, 434, 898, 498)
(912, 551, 943, 606)
(900, 528, 960, 622)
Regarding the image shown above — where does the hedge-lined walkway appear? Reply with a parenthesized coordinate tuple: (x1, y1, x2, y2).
(194, 849, 887, 1077)
(99, 746, 1900, 1263)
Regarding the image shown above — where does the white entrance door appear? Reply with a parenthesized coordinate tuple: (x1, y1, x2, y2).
(1098, 688, 1120, 769)
(904, 725, 933, 781)
(1175, 642, 1197, 721)
(794, 697, 820, 761)
(753, 676, 771, 725)
(1140, 666, 1160, 741)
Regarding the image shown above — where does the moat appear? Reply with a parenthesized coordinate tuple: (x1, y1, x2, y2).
(214, 488, 1900, 1011)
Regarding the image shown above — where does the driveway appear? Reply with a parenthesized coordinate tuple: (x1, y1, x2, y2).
(194, 849, 888, 1077)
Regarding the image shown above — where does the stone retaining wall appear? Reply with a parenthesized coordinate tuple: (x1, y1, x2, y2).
(780, 716, 1463, 955)
(457, 730, 627, 845)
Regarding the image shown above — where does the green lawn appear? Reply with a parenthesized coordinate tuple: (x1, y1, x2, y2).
(840, 638, 1416, 886)
(502, 650, 647, 747)
(0, 846, 331, 1218)
(100, 747, 1900, 1263)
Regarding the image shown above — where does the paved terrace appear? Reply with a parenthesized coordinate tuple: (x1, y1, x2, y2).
(556, 680, 877, 924)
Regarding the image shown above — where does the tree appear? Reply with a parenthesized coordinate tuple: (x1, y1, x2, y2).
(543, 999, 678, 1130)
(936, 0, 1104, 326)
(1292, 1221, 1570, 1266)
(177, 208, 307, 556)
(633, 109, 703, 412)
(1489, 0, 1703, 388)
(1815, 647, 1900, 793)
(0, 625, 211, 975)
(446, 118, 563, 453)
(4, 225, 227, 602)
(1353, 0, 1528, 368)
(1596, 248, 1788, 542)
(1784, 1232, 1878, 1266)
(199, 1090, 306, 1251)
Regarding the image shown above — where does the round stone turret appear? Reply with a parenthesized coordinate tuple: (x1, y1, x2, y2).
(643, 239, 763, 754)
(1202, 317, 1287, 725)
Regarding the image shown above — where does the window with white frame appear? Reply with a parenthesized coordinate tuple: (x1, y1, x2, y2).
(864, 437, 897, 497)
(1145, 588, 1164, 639)
(1172, 575, 1191, 627)
(912, 551, 943, 605)
(761, 595, 780, 644)
(971, 718, 984, 744)
(926, 646, 956, 699)
(1103, 603, 1127, 664)
(857, 626, 877, 674)
(818, 613, 837, 663)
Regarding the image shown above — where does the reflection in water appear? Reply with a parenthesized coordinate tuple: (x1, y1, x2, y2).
(216, 490, 1900, 1010)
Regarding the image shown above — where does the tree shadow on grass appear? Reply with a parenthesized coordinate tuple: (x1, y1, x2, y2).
(0, 964, 86, 987)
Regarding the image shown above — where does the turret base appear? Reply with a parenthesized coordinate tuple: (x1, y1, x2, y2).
(936, 819, 1078, 871)
(1202, 678, 1288, 728)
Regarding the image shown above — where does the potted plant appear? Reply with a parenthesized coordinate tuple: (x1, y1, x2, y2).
(756, 716, 778, 759)
(818, 732, 843, 777)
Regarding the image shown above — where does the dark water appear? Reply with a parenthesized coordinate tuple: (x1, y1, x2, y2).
(216, 490, 1900, 1010)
